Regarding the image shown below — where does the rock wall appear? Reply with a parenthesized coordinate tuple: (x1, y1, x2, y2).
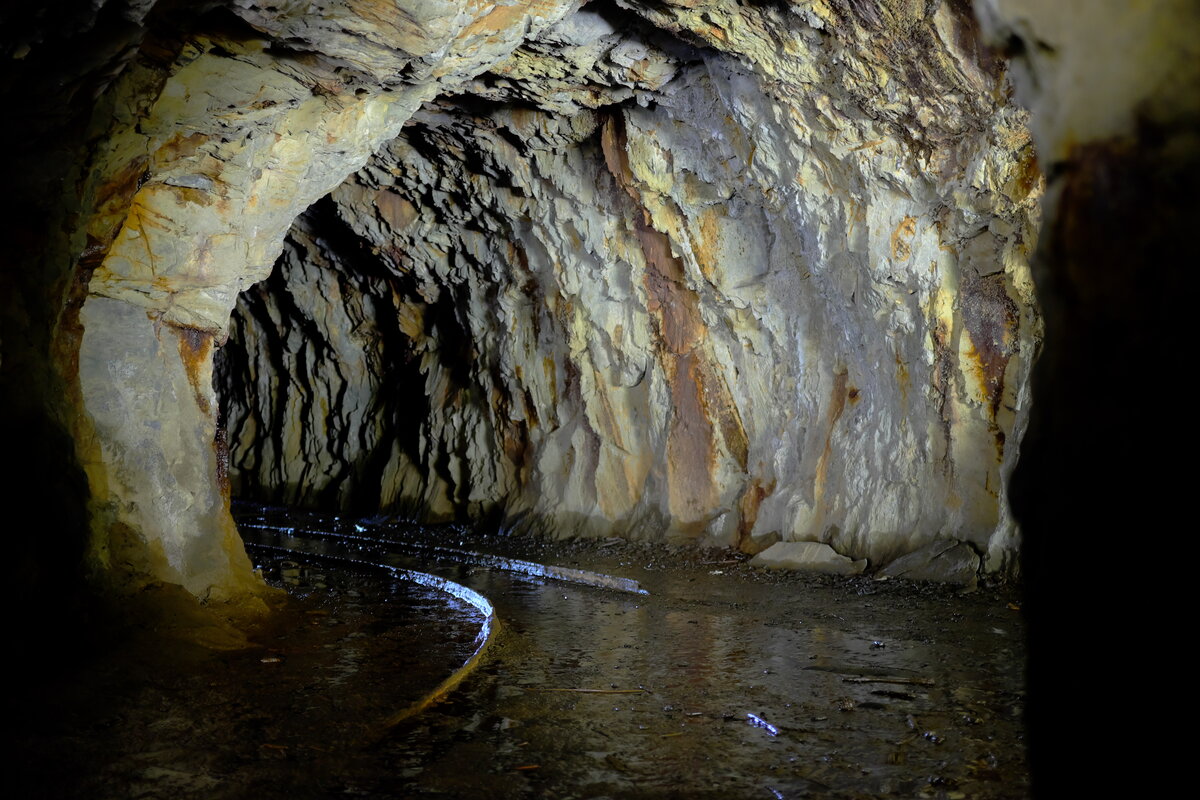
(221, 1, 1042, 573)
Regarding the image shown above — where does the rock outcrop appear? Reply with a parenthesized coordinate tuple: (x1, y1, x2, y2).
(751, 541, 868, 576)
(877, 537, 979, 586)
(220, 1, 1041, 575)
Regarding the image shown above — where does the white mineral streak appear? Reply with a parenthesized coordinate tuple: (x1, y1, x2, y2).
(223, 1, 1042, 577)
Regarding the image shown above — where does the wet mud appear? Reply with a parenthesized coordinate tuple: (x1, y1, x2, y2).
(10, 505, 1028, 798)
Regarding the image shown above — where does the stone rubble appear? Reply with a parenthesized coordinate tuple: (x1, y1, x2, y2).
(877, 538, 980, 587)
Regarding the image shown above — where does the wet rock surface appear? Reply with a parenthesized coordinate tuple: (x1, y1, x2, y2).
(12, 506, 1027, 798)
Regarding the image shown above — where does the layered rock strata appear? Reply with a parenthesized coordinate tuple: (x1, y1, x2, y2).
(220, 1, 1042, 574)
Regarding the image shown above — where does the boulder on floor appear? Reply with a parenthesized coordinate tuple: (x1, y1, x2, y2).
(750, 541, 867, 576)
(878, 539, 980, 587)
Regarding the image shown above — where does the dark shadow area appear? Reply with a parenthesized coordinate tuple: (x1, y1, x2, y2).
(1012, 124, 1197, 796)
(215, 195, 429, 513)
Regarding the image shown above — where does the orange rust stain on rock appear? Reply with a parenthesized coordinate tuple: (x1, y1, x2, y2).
(542, 356, 557, 409)
(500, 415, 531, 476)
(62, 196, 131, 376)
(602, 109, 748, 529)
(929, 317, 956, 474)
(960, 272, 1018, 421)
(895, 348, 910, 404)
(522, 386, 539, 430)
(666, 351, 717, 525)
(693, 205, 726, 284)
(735, 478, 775, 550)
(814, 369, 850, 508)
(696, 364, 748, 471)
(638, 223, 703, 355)
(829, 370, 850, 428)
(175, 325, 214, 415)
(375, 189, 418, 230)
(166, 185, 214, 207)
(627, 57, 651, 82)
(850, 138, 886, 153)
(56, 237, 112, 387)
(890, 215, 917, 261)
(461, 0, 556, 41)
(92, 155, 150, 232)
(588, 367, 628, 452)
(1011, 146, 1042, 203)
(601, 114, 637, 203)
(152, 132, 207, 171)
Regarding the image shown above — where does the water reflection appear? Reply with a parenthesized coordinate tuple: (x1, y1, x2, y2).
(235, 504, 1027, 798)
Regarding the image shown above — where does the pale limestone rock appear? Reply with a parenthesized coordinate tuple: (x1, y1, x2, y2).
(974, 0, 1200, 163)
(79, 297, 255, 599)
(877, 538, 980, 587)
(751, 541, 867, 576)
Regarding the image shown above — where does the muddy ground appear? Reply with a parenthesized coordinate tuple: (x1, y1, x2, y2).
(9, 506, 1028, 798)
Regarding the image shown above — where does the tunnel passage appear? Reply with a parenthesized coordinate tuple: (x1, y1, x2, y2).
(215, 0, 1042, 579)
(215, 197, 429, 513)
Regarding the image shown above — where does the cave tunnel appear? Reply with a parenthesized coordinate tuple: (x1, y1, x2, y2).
(2, 1, 1196, 797)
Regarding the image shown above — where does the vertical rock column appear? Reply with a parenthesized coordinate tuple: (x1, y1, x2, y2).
(74, 47, 419, 599)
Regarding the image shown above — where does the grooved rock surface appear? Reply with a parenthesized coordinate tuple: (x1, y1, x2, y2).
(220, 1, 1042, 573)
(218, 200, 420, 510)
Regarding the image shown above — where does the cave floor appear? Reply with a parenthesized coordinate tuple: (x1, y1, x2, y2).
(12, 507, 1028, 799)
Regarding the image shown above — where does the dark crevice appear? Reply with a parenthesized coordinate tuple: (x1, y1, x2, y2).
(216, 194, 428, 513)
